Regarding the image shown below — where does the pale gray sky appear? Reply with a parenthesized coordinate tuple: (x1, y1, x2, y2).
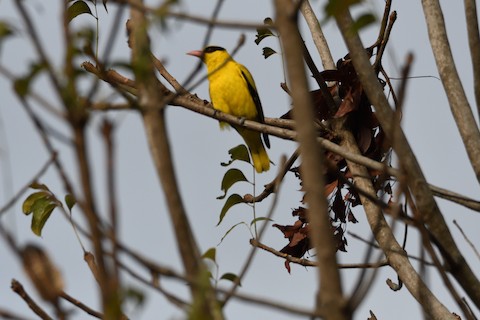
(1, 0, 479, 319)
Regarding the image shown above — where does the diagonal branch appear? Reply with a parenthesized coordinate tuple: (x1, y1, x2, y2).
(464, 0, 480, 120)
(336, 7, 480, 314)
(335, 122, 454, 319)
(11, 279, 53, 320)
(422, 0, 480, 184)
(300, 0, 335, 70)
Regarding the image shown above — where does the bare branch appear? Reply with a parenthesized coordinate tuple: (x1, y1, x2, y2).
(422, 0, 480, 184)
(0, 307, 33, 320)
(0, 153, 56, 217)
(430, 184, 480, 212)
(300, 0, 335, 70)
(251, 239, 391, 269)
(274, 1, 347, 318)
(453, 220, 480, 262)
(463, 0, 480, 120)
(11, 279, 53, 320)
(127, 5, 221, 318)
(60, 292, 103, 319)
(335, 121, 454, 319)
(336, 6, 480, 312)
(100, 120, 121, 286)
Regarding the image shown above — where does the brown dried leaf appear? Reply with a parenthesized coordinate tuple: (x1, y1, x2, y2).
(348, 210, 358, 223)
(273, 220, 311, 259)
(332, 188, 347, 223)
(324, 180, 338, 196)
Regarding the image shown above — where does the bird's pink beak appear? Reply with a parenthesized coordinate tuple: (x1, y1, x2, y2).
(187, 50, 203, 58)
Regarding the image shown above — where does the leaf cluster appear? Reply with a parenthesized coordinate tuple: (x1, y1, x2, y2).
(22, 183, 75, 236)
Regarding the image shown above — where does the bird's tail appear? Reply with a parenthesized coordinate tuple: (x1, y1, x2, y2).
(238, 128, 270, 173)
(250, 143, 270, 173)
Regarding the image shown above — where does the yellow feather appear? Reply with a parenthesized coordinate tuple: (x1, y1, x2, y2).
(196, 47, 270, 173)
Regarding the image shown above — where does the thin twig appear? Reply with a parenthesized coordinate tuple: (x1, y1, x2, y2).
(0, 153, 56, 216)
(0, 307, 33, 320)
(347, 232, 386, 310)
(11, 279, 53, 320)
(463, 0, 480, 121)
(423, 0, 480, 184)
(300, 0, 335, 70)
(110, 0, 268, 30)
(60, 291, 103, 319)
(301, 39, 338, 116)
(222, 156, 287, 305)
(249, 150, 298, 203)
(369, 0, 392, 50)
(453, 220, 480, 262)
(373, 11, 397, 73)
(338, 5, 480, 312)
(152, 54, 187, 94)
(251, 239, 390, 269)
(101, 119, 121, 289)
(430, 184, 480, 212)
(86, 4, 127, 102)
(13, 0, 62, 99)
(408, 193, 475, 320)
(348, 231, 435, 266)
(116, 259, 188, 310)
(114, 240, 323, 317)
(0, 65, 64, 119)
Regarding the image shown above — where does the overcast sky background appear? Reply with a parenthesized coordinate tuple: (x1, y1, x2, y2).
(1, 0, 480, 319)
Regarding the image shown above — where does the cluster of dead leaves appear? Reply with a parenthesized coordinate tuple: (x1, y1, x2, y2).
(274, 52, 393, 272)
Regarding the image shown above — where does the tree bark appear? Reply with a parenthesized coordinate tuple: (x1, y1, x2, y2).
(275, 1, 348, 319)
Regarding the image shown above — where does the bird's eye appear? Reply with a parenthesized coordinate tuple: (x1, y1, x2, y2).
(204, 46, 226, 54)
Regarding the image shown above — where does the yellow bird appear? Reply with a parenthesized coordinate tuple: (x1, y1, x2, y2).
(188, 46, 270, 173)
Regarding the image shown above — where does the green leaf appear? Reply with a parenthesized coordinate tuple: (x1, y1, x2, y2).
(202, 247, 216, 263)
(31, 201, 57, 236)
(217, 194, 244, 226)
(0, 21, 14, 55)
(65, 194, 76, 211)
(22, 191, 49, 215)
(13, 78, 30, 97)
(250, 216, 273, 227)
(13, 63, 47, 98)
(153, 0, 179, 30)
(102, 0, 108, 12)
(217, 168, 250, 200)
(76, 27, 96, 56)
(220, 272, 241, 286)
(263, 17, 274, 26)
(206, 270, 214, 280)
(123, 287, 145, 308)
(255, 28, 274, 45)
(324, 0, 363, 18)
(351, 13, 376, 32)
(262, 47, 277, 59)
(67, 1, 93, 23)
(30, 182, 50, 191)
(22, 184, 61, 236)
(218, 222, 245, 245)
(0, 21, 14, 40)
(221, 144, 251, 167)
(255, 17, 275, 45)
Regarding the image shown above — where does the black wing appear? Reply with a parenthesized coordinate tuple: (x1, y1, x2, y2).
(241, 70, 270, 149)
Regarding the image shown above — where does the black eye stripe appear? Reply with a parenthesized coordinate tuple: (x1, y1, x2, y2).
(204, 46, 226, 53)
